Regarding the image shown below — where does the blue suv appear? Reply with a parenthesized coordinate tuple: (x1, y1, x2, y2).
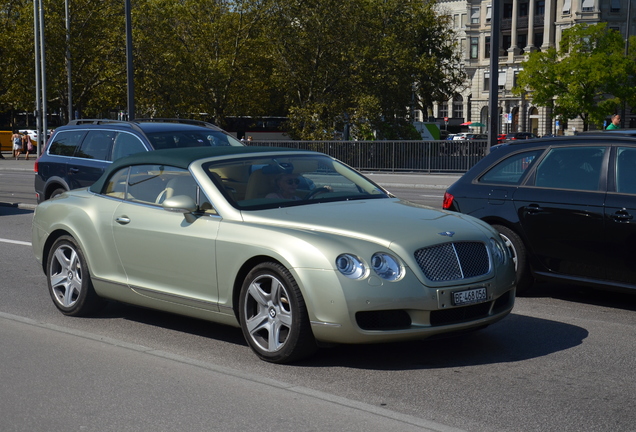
(34, 119, 244, 203)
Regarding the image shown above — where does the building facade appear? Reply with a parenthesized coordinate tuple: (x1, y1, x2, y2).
(433, 0, 635, 136)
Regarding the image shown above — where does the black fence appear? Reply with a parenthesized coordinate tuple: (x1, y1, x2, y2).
(249, 140, 490, 173)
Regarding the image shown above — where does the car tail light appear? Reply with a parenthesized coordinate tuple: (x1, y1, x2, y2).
(442, 191, 454, 209)
(34, 159, 39, 174)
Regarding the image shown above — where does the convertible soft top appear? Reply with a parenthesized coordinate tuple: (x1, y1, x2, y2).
(89, 146, 309, 194)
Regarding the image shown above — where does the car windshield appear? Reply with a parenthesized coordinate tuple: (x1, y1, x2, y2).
(203, 154, 389, 210)
(146, 130, 242, 149)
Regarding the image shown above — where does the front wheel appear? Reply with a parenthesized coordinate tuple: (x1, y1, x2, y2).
(492, 224, 533, 295)
(239, 262, 317, 363)
(46, 235, 105, 316)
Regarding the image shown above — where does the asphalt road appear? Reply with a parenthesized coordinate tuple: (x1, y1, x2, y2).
(1, 160, 635, 432)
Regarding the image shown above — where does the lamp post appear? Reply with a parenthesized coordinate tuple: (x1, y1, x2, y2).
(488, 0, 500, 153)
(125, 0, 135, 120)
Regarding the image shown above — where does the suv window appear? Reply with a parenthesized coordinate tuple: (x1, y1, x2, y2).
(535, 147, 606, 191)
(76, 130, 117, 160)
(479, 150, 542, 185)
(616, 147, 636, 194)
(112, 132, 147, 160)
(48, 130, 86, 156)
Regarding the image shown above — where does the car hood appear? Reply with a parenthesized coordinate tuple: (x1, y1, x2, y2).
(241, 198, 495, 249)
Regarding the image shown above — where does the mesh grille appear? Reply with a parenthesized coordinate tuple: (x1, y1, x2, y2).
(414, 242, 490, 282)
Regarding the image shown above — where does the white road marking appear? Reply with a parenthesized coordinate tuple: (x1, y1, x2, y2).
(0, 238, 31, 246)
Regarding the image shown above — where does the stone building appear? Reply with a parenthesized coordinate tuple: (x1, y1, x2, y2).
(431, 0, 635, 136)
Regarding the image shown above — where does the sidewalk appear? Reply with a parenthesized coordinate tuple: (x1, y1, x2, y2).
(0, 152, 36, 171)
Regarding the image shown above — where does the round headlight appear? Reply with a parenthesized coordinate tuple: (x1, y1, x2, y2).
(336, 254, 366, 279)
(489, 238, 507, 265)
(371, 253, 403, 281)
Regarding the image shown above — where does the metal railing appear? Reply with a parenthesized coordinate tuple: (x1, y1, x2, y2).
(249, 140, 489, 173)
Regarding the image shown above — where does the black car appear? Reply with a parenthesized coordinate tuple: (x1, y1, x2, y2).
(443, 135, 636, 294)
(34, 119, 244, 203)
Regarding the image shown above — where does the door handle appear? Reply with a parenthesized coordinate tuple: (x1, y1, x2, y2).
(525, 204, 543, 214)
(115, 216, 131, 225)
(612, 210, 633, 222)
(69, 168, 79, 174)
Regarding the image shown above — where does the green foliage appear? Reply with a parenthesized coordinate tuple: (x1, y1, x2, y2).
(2, 0, 464, 137)
(514, 23, 635, 130)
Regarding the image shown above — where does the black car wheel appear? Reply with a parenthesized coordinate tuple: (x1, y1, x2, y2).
(492, 224, 533, 295)
(49, 187, 67, 200)
(239, 262, 317, 363)
(46, 235, 105, 316)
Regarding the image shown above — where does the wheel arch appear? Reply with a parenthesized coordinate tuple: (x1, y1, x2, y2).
(41, 229, 74, 274)
(231, 255, 286, 322)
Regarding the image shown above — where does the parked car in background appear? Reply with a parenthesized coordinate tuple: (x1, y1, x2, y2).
(497, 134, 507, 144)
(505, 132, 537, 141)
(443, 135, 636, 294)
(34, 118, 244, 203)
(32, 146, 516, 363)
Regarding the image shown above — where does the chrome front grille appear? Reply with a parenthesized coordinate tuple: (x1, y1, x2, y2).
(414, 242, 490, 282)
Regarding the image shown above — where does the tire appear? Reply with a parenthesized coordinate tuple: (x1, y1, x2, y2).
(239, 262, 317, 363)
(46, 235, 105, 316)
(492, 224, 533, 295)
(49, 187, 67, 200)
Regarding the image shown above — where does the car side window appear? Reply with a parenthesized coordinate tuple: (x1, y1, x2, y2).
(76, 130, 117, 160)
(102, 164, 214, 212)
(111, 132, 147, 161)
(479, 150, 542, 185)
(47, 130, 86, 156)
(535, 146, 606, 191)
(616, 147, 636, 194)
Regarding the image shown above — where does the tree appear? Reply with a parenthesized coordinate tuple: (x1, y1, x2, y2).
(514, 23, 636, 131)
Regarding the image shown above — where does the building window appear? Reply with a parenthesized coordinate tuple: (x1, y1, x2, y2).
(535, 32, 543, 48)
(470, 37, 479, 59)
(503, 35, 512, 52)
(562, 0, 571, 14)
(484, 73, 490, 92)
(503, 3, 513, 18)
(453, 95, 463, 119)
(581, 0, 594, 12)
(486, 6, 492, 22)
(518, 34, 528, 53)
(439, 101, 449, 118)
(485, 36, 491, 58)
(611, 0, 620, 12)
(536, 0, 545, 15)
(471, 7, 480, 24)
(519, 2, 528, 17)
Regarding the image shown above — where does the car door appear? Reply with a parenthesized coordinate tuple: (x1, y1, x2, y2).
(110, 164, 221, 309)
(603, 146, 636, 286)
(68, 130, 116, 189)
(513, 145, 609, 280)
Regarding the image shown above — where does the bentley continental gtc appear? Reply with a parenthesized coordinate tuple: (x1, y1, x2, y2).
(32, 146, 516, 363)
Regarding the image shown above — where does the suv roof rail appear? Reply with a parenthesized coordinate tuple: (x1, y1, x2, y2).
(66, 119, 145, 134)
(134, 118, 220, 129)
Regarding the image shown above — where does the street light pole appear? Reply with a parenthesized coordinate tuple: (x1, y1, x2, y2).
(66, 0, 73, 122)
(125, 0, 135, 120)
(488, 0, 500, 153)
(33, 0, 42, 157)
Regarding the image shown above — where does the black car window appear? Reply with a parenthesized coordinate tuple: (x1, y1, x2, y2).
(535, 146, 606, 191)
(145, 130, 235, 149)
(111, 132, 147, 161)
(479, 150, 542, 185)
(76, 130, 116, 160)
(616, 147, 636, 194)
(47, 130, 85, 156)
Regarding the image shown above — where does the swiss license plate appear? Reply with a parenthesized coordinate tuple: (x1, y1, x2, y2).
(452, 287, 487, 306)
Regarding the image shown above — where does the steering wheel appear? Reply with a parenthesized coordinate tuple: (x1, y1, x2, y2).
(305, 186, 332, 200)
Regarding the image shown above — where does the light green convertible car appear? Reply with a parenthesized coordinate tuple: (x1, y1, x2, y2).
(32, 146, 516, 363)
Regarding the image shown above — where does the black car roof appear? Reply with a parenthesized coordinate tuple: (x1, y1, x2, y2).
(89, 146, 313, 193)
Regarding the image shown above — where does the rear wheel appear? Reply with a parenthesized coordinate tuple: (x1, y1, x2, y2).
(46, 235, 105, 316)
(492, 224, 533, 295)
(48, 187, 67, 200)
(239, 262, 317, 363)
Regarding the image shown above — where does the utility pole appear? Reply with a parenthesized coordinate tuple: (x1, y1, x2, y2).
(488, 0, 500, 153)
(125, 0, 135, 120)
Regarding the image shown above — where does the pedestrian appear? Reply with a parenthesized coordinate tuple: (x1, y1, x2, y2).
(24, 132, 34, 161)
(11, 130, 22, 160)
(606, 114, 621, 130)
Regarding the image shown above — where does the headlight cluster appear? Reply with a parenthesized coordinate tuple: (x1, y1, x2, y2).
(336, 253, 403, 281)
(489, 237, 508, 265)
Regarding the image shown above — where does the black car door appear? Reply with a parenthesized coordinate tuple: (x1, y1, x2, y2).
(513, 145, 608, 280)
(67, 130, 116, 189)
(603, 145, 636, 287)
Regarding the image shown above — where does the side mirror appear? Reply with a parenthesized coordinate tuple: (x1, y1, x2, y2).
(162, 195, 197, 214)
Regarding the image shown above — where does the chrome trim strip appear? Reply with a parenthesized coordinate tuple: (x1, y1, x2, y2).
(310, 321, 342, 328)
